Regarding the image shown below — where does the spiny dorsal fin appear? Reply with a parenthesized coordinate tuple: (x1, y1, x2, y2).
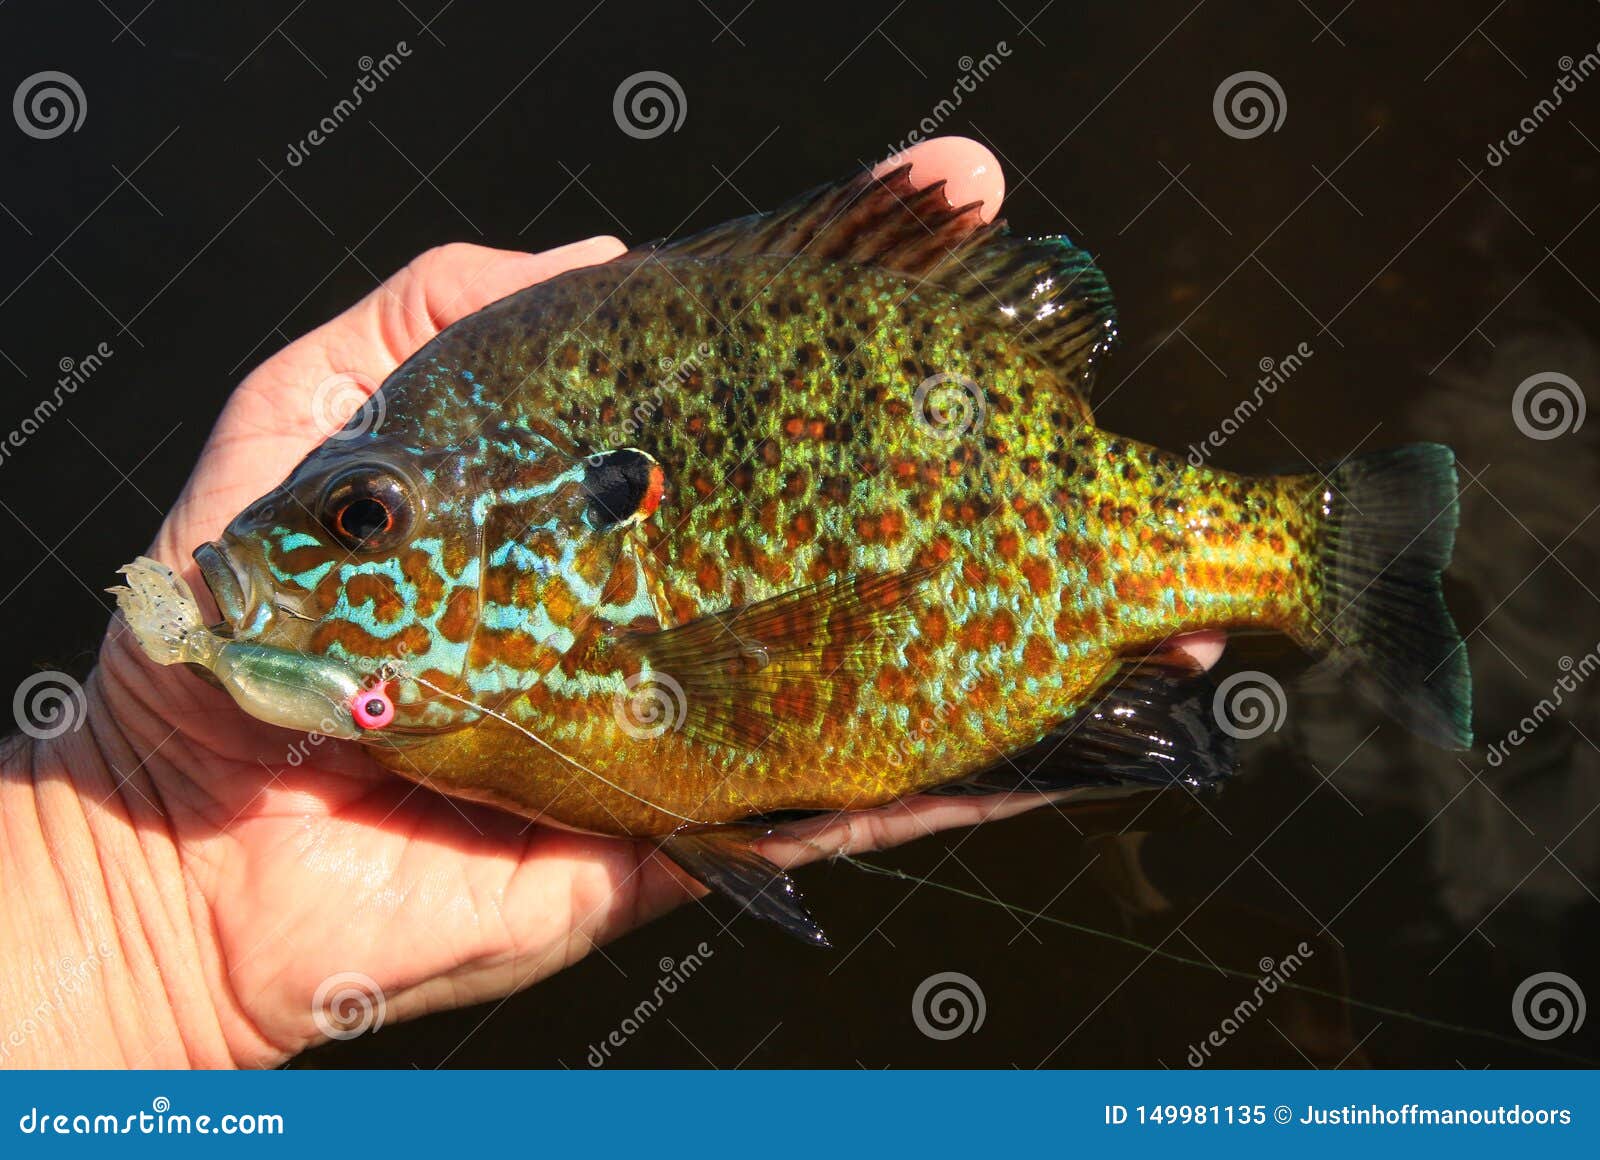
(632, 163, 1119, 400)
(613, 567, 935, 751)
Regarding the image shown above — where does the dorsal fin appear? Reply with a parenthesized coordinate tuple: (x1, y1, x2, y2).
(935, 234, 1118, 397)
(632, 163, 1119, 399)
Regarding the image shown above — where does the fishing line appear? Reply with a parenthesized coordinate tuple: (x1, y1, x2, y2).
(408, 671, 712, 825)
(836, 853, 1593, 1064)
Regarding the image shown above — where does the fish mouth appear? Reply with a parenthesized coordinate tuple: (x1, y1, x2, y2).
(193, 539, 255, 631)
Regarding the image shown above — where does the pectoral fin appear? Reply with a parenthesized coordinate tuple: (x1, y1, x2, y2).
(659, 829, 830, 948)
(616, 567, 936, 750)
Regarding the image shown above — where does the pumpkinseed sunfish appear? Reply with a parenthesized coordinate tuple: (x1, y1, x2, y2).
(116, 162, 1472, 944)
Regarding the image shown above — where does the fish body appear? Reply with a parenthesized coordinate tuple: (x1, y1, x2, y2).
(186, 165, 1472, 941)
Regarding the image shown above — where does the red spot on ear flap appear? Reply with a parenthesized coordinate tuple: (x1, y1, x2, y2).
(638, 463, 666, 519)
(350, 682, 395, 730)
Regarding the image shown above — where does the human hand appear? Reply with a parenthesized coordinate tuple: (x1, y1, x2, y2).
(4, 138, 1222, 1068)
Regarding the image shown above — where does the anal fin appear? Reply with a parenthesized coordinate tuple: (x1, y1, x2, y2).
(928, 658, 1237, 797)
(660, 830, 831, 947)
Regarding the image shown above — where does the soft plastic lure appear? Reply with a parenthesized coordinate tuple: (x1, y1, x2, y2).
(110, 556, 391, 741)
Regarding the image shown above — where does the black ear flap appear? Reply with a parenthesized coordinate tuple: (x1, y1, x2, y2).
(582, 448, 664, 527)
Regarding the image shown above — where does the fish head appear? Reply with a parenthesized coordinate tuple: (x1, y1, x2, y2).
(194, 412, 666, 732)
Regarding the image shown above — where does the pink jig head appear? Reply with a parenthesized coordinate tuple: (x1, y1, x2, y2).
(349, 680, 396, 731)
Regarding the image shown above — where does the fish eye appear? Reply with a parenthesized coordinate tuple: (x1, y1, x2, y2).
(583, 448, 664, 528)
(320, 468, 414, 553)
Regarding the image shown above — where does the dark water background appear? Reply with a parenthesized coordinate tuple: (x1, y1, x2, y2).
(2, 0, 1597, 1067)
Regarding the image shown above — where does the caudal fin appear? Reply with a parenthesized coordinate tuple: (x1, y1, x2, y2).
(1305, 444, 1473, 749)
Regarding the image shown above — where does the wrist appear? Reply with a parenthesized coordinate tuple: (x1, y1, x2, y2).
(0, 661, 251, 1068)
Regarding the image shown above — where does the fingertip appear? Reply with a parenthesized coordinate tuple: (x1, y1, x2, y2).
(540, 234, 629, 266)
(874, 135, 1005, 223)
(1169, 629, 1227, 671)
(499, 235, 628, 284)
(437, 235, 628, 320)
